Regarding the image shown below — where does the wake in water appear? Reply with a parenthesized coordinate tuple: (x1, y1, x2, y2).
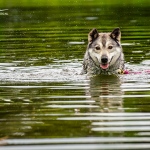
(0, 60, 86, 82)
(121, 62, 150, 82)
(0, 60, 150, 82)
(0, 67, 86, 82)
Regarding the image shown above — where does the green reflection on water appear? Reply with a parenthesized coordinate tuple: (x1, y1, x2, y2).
(0, 0, 150, 145)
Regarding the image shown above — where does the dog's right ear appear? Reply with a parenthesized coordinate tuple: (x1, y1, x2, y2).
(88, 28, 99, 44)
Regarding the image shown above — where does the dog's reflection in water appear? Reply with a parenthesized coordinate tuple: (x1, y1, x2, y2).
(85, 75, 124, 113)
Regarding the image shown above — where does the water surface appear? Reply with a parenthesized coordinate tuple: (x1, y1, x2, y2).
(1, 0, 150, 149)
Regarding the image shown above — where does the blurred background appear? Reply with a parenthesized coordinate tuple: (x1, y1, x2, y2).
(1, 0, 150, 149)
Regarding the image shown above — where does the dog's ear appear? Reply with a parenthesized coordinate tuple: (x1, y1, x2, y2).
(88, 28, 99, 44)
(110, 28, 121, 41)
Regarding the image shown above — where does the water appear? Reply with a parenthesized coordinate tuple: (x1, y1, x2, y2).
(1, 0, 150, 149)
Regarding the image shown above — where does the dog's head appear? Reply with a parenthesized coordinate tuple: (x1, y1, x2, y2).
(87, 28, 122, 70)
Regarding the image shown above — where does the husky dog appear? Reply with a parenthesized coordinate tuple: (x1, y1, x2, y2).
(82, 28, 124, 75)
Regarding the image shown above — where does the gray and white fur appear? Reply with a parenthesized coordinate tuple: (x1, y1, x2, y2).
(82, 28, 124, 75)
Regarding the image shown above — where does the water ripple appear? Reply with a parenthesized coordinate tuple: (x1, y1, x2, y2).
(1, 137, 150, 145)
(57, 116, 150, 120)
(1, 143, 150, 150)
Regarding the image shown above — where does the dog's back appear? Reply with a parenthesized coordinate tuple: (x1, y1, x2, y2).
(82, 28, 124, 75)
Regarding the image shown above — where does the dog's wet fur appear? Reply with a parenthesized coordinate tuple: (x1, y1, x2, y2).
(82, 28, 124, 75)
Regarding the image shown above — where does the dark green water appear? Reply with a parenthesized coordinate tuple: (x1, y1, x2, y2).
(1, 0, 150, 149)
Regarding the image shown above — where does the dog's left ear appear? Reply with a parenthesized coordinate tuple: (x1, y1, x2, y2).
(110, 28, 121, 41)
(88, 28, 99, 44)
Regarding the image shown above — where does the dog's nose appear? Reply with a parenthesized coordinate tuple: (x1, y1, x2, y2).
(101, 55, 108, 63)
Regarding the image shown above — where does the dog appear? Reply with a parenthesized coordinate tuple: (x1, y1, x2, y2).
(82, 28, 125, 75)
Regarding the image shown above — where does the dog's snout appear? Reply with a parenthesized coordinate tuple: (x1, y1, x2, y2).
(101, 55, 108, 64)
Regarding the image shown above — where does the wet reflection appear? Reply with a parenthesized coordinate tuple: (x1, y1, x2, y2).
(86, 75, 124, 113)
(1, 0, 150, 149)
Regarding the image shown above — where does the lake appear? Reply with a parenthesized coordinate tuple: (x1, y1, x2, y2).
(1, 0, 150, 149)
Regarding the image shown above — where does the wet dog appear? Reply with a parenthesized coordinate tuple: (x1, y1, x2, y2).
(82, 28, 124, 75)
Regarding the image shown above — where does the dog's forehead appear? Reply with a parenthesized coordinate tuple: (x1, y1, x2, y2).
(99, 33, 110, 41)
(96, 33, 116, 46)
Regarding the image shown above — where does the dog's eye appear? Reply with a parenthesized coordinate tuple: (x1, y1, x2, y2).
(108, 46, 113, 49)
(95, 46, 100, 50)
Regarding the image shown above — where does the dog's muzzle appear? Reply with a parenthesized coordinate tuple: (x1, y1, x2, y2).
(100, 55, 109, 70)
(101, 55, 108, 64)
